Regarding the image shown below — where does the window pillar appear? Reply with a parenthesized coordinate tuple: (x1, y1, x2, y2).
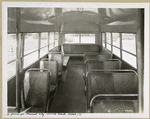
(111, 32, 113, 52)
(38, 33, 41, 59)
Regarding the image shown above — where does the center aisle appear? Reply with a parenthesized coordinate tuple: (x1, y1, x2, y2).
(49, 59, 86, 113)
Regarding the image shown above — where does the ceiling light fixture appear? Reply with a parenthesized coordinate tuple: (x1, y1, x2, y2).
(77, 8, 84, 13)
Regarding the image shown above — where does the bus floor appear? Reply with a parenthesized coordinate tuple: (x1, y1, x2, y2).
(49, 58, 86, 113)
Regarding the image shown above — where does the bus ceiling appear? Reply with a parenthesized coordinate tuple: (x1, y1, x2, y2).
(8, 8, 140, 33)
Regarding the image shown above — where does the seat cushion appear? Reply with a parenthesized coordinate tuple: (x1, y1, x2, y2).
(92, 100, 135, 113)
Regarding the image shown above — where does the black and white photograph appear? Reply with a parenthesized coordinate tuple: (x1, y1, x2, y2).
(2, 2, 149, 118)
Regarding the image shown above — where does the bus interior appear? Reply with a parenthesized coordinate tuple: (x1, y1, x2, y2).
(3, 3, 149, 117)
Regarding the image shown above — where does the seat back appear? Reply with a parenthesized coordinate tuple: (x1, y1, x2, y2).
(85, 59, 121, 76)
(87, 70, 138, 109)
(62, 44, 102, 54)
(83, 51, 112, 63)
(49, 52, 63, 74)
(113, 73, 138, 94)
(98, 54, 112, 60)
(40, 58, 58, 85)
(23, 68, 50, 110)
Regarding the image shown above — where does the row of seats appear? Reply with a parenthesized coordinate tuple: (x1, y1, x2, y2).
(83, 51, 114, 97)
(21, 51, 70, 113)
(83, 52, 138, 113)
(61, 43, 103, 56)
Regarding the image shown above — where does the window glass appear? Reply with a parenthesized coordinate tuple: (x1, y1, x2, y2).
(65, 34, 79, 43)
(49, 32, 54, 44)
(122, 51, 137, 68)
(55, 32, 59, 46)
(24, 33, 38, 55)
(40, 47, 48, 58)
(24, 51, 38, 68)
(106, 32, 111, 44)
(41, 33, 48, 48)
(7, 34, 17, 62)
(112, 33, 120, 47)
(49, 32, 55, 50)
(122, 33, 136, 54)
(102, 33, 105, 47)
(81, 34, 95, 43)
(107, 44, 111, 51)
(113, 47, 120, 57)
(7, 61, 16, 80)
(49, 44, 54, 50)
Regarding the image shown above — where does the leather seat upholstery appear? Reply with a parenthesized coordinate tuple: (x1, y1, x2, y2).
(83, 51, 112, 62)
(91, 100, 137, 113)
(48, 52, 63, 79)
(84, 59, 121, 78)
(83, 59, 121, 97)
(62, 44, 102, 56)
(86, 70, 138, 110)
(83, 52, 113, 63)
(40, 58, 58, 92)
(21, 68, 50, 113)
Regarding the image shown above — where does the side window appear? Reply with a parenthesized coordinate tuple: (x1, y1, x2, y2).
(102, 33, 105, 47)
(24, 33, 38, 68)
(49, 32, 55, 50)
(122, 33, 136, 68)
(40, 32, 48, 58)
(54, 32, 59, 46)
(112, 33, 120, 57)
(7, 34, 17, 80)
(106, 32, 111, 50)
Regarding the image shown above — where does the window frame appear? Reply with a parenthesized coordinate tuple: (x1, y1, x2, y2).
(7, 31, 59, 80)
(103, 32, 137, 68)
(7, 34, 19, 80)
(65, 33, 96, 44)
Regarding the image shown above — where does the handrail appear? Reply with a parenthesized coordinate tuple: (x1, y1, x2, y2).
(84, 59, 122, 64)
(86, 69, 138, 77)
(25, 68, 51, 75)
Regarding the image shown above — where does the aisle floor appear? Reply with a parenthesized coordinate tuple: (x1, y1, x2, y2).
(49, 59, 86, 113)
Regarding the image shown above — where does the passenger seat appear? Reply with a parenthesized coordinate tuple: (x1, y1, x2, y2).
(21, 68, 50, 113)
(40, 58, 58, 98)
(49, 52, 63, 80)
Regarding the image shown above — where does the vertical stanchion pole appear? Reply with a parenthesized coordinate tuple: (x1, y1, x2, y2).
(16, 8, 21, 113)
(21, 33, 24, 70)
(120, 33, 122, 59)
(136, 9, 144, 113)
